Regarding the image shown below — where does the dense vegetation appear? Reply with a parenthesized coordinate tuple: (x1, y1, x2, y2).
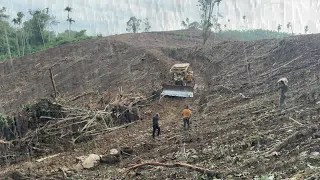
(0, 7, 95, 61)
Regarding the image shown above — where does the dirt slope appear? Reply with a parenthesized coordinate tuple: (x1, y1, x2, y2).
(1, 31, 320, 179)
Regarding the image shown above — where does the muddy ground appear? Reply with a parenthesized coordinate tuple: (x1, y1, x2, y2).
(0, 29, 319, 179)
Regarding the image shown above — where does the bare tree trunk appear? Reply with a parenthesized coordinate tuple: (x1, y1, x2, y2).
(21, 30, 25, 56)
(48, 24, 51, 42)
(26, 37, 32, 54)
(14, 30, 21, 56)
(4, 27, 12, 59)
(69, 23, 71, 38)
(37, 18, 46, 48)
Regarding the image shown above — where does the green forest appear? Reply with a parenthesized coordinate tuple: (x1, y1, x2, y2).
(1, 6, 293, 61)
(0, 7, 94, 61)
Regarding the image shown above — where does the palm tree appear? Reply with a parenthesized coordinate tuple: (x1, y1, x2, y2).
(181, 18, 190, 29)
(215, 0, 222, 21)
(304, 25, 308, 34)
(277, 24, 282, 33)
(67, 17, 75, 36)
(64, 6, 73, 37)
(216, 0, 223, 33)
(64, 6, 72, 18)
(0, 7, 12, 60)
(12, 18, 21, 56)
(286, 22, 290, 32)
(15, 12, 27, 55)
(242, 15, 246, 30)
(286, 22, 293, 35)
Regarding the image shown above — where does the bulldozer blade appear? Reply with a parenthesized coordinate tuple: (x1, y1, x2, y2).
(161, 84, 194, 97)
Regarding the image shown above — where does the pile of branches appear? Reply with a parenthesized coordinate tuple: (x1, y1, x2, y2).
(0, 91, 150, 166)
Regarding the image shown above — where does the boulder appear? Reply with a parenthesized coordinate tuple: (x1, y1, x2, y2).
(310, 152, 319, 159)
(81, 154, 101, 169)
(110, 148, 119, 156)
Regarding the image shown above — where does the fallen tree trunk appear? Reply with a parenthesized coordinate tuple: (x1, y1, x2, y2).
(0, 139, 12, 145)
(125, 162, 220, 178)
(265, 125, 318, 155)
(49, 68, 58, 98)
(68, 91, 98, 102)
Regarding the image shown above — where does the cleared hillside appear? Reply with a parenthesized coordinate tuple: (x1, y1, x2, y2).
(0, 30, 320, 179)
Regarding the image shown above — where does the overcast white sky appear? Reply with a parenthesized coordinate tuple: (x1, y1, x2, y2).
(1, 0, 320, 36)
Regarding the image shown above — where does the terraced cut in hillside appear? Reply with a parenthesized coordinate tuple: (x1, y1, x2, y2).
(0, 30, 319, 180)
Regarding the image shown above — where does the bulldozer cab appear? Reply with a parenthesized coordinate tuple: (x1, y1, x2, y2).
(170, 63, 193, 81)
(161, 63, 194, 98)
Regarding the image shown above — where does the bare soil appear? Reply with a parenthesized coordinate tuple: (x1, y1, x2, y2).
(0, 29, 319, 179)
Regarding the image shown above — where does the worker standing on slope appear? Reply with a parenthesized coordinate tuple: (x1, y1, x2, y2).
(152, 113, 160, 138)
(278, 78, 288, 109)
(183, 105, 191, 130)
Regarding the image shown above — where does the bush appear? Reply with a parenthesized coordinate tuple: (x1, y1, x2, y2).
(0, 113, 15, 141)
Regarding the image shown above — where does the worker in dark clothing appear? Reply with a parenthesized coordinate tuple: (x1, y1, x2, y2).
(278, 78, 288, 109)
(152, 113, 160, 138)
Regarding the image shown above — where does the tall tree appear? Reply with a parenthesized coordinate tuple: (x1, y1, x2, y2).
(29, 10, 46, 47)
(16, 12, 25, 56)
(181, 18, 190, 29)
(0, 7, 12, 60)
(286, 22, 293, 35)
(24, 9, 58, 47)
(64, 6, 72, 19)
(215, 0, 222, 29)
(242, 15, 247, 30)
(45, 8, 54, 41)
(12, 12, 24, 56)
(67, 17, 75, 36)
(197, 0, 220, 45)
(12, 18, 20, 56)
(181, 18, 200, 29)
(277, 24, 282, 33)
(143, 18, 151, 32)
(304, 25, 308, 34)
(126, 16, 141, 33)
(64, 6, 74, 37)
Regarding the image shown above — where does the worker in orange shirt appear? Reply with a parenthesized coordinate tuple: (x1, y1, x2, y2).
(183, 105, 191, 130)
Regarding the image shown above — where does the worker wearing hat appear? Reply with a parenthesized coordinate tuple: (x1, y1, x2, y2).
(278, 78, 288, 109)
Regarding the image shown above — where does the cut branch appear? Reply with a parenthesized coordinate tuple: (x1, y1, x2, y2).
(125, 162, 220, 178)
(69, 91, 98, 102)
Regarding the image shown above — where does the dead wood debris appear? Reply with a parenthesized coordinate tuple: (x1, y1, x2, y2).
(266, 125, 319, 156)
(125, 162, 220, 178)
(1, 91, 150, 166)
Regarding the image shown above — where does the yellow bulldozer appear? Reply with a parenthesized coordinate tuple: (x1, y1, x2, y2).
(161, 63, 194, 98)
